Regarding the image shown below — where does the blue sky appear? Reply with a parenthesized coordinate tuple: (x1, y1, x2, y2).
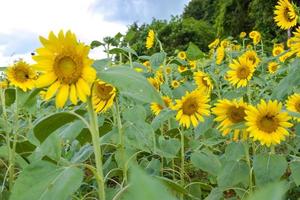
(0, 0, 189, 66)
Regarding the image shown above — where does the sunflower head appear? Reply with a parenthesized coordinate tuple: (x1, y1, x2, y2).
(240, 32, 247, 38)
(227, 56, 255, 88)
(173, 89, 210, 128)
(92, 80, 116, 113)
(212, 99, 249, 140)
(245, 100, 293, 147)
(272, 46, 285, 56)
(33, 30, 96, 108)
(288, 27, 300, 57)
(146, 30, 155, 49)
(150, 96, 173, 115)
(178, 51, 187, 60)
(274, 0, 298, 30)
(268, 62, 280, 74)
(193, 71, 213, 93)
(148, 77, 161, 91)
(189, 60, 197, 70)
(286, 93, 300, 122)
(249, 31, 260, 39)
(216, 46, 225, 65)
(171, 80, 180, 89)
(6, 60, 36, 92)
(208, 38, 220, 49)
(143, 61, 152, 72)
(242, 50, 260, 67)
(178, 65, 188, 73)
(221, 40, 230, 48)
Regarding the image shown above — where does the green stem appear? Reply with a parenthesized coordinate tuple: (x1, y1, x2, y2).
(179, 128, 185, 200)
(113, 100, 127, 184)
(87, 98, 106, 200)
(270, 146, 275, 154)
(127, 43, 133, 69)
(243, 142, 253, 193)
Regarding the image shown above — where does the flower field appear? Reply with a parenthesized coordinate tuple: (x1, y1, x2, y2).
(1, 0, 300, 199)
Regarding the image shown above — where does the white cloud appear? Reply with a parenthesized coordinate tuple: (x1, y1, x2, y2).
(0, 0, 127, 66)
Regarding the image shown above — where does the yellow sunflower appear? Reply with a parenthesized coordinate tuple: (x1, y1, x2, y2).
(288, 27, 300, 57)
(33, 30, 96, 108)
(173, 89, 210, 128)
(242, 50, 260, 67)
(279, 51, 295, 62)
(92, 80, 116, 113)
(178, 51, 187, 60)
(274, 0, 298, 30)
(193, 71, 213, 93)
(216, 46, 225, 65)
(146, 29, 155, 49)
(148, 77, 161, 91)
(208, 38, 220, 49)
(6, 60, 36, 92)
(178, 65, 188, 73)
(212, 99, 249, 141)
(240, 32, 247, 38)
(166, 66, 172, 74)
(143, 61, 151, 72)
(245, 100, 293, 147)
(171, 80, 180, 89)
(189, 60, 197, 70)
(150, 96, 173, 115)
(0, 80, 8, 89)
(227, 56, 255, 88)
(286, 93, 300, 121)
(249, 31, 259, 39)
(221, 40, 230, 48)
(268, 62, 280, 74)
(249, 31, 261, 45)
(272, 46, 285, 56)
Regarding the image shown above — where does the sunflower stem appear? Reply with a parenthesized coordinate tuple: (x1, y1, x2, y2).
(179, 128, 185, 200)
(243, 142, 253, 194)
(87, 97, 106, 200)
(270, 146, 276, 154)
(113, 99, 127, 185)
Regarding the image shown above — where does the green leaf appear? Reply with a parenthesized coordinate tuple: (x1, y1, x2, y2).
(98, 66, 163, 104)
(93, 58, 111, 71)
(124, 29, 136, 42)
(122, 166, 175, 200)
(186, 42, 205, 60)
(151, 109, 175, 131)
(155, 176, 191, 197)
(246, 181, 288, 200)
(109, 47, 138, 57)
(191, 150, 222, 176)
(150, 52, 166, 69)
(0, 146, 28, 168)
(224, 142, 246, 161)
(157, 136, 180, 159)
(217, 160, 249, 187)
(90, 40, 104, 49)
(33, 112, 81, 143)
(10, 160, 83, 200)
(5, 88, 15, 106)
(253, 154, 288, 186)
(58, 120, 85, 142)
(290, 161, 300, 186)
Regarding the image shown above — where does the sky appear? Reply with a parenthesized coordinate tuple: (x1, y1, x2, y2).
(0, 0, 189, 66)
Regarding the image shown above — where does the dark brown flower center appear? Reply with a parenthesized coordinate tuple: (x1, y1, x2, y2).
(237, 66, 250, 79)
(258, 115, 279, 133)
(182, 98, 198, 115)
(95, 83, 113, 101)
(227, 106, 246, 123)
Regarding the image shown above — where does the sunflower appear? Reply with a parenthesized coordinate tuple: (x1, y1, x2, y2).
(178, 65, 188, 73)
(193, 71, 213, 93)
(286, 93, 300, 121)
(212, 99, 249, 140)
(143, 61, 151, 72)
(249, 31, 261, 45)
(92, 80, 116, 113)
(274, 0, 298, 30)
(288, 27, 300, 57)
(6, 60, 36, 92)
(155, 70, 164, 83)
(242, 50, 260, 67)
(0, 80, 8, 89)
(150, 96, 173, 115)
(249, 31, 259, 39)
(245, 100, 293, 147)
(178, 51, 187, 60)
(268, 62, 280, 74)
(148, 77, 161, 90)
(240, 32, 247, 38)
(189, 60, 197, 70)
(231, 44, 241, 51)
(221, 40, 230, 48)
(171, 80, 180, 89)
(208, 38, 220, 49)
(146, 29, 155, 49)
(216, 46, 225, 65)
(173, 89, 210, 128)
(166, 66, 172, 74)
(33, 30, 96, 108)
(272, 46, 284, 56)
(279, 51, 295, 62)
(227, 56, 255, 88)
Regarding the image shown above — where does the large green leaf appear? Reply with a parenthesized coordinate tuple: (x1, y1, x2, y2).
(246, 181, 288, 200)
(10, 160, 83, 200)
(253, 154, 287, 186)
(191, 150, 222, 176)
(186, 42, 205, 60)
(0, 146, 28, 168)
(290, 161, 300, 186)
(149, 52, 166, 69)
(98, 66, 163, 104)
(33, 112, 81, 143)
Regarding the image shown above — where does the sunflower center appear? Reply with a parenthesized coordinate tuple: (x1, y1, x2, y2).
(258, 115, 279, 133)
(227, 106, 246, 123)
(237, 66, 250, 79)
(14, 68, 30, 82)
(95, 84, 113, 101)
(248, 56, 256, 64)
(201, 77, 209, 87)
(284, 8, 294, 22)
(54, 56, 82, 84)
(182, 98, 198, 115)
